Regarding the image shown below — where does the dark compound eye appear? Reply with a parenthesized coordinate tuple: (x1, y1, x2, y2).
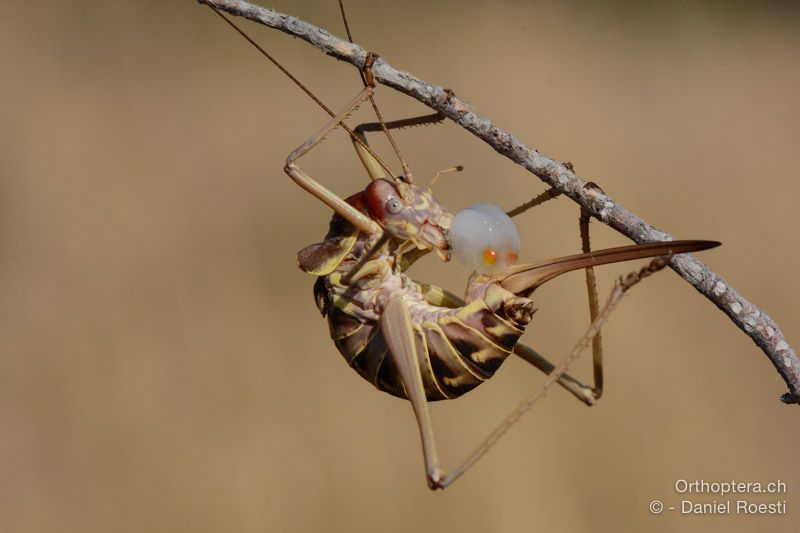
(385, 197, 403, 214)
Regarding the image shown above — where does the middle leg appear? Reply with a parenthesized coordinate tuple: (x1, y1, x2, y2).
(505, 181, 604, 404)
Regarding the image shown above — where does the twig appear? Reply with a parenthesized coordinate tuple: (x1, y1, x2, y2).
(197, 0, 800, 404)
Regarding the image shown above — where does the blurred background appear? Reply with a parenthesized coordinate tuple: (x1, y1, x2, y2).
(1, 1, 798, 531)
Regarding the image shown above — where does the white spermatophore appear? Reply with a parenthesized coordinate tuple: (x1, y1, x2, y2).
(449, 203, 521, 275)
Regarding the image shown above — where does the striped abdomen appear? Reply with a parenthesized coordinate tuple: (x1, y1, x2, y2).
(315, 276, 535, 401)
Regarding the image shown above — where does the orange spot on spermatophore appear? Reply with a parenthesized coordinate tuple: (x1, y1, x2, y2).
(482, 248, 498, 265)
(506, 251, 518, 265)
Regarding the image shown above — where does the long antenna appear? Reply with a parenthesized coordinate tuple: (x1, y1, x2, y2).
(206, 5, 396, 179)
(337, 0, 414, 183)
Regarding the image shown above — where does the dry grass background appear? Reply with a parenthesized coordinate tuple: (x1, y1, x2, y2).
(1, 1, 798, 532)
